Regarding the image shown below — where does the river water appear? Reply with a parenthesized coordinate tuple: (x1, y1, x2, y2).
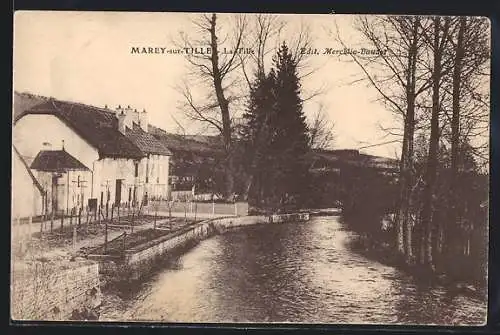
(100, 216, 487, 325)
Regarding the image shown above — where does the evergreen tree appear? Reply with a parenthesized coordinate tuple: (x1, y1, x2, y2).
(243, 42, 311, 212)
(241, 70, 277, 209)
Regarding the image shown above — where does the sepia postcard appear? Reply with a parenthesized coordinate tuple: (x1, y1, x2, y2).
(11, 11, 490, 325)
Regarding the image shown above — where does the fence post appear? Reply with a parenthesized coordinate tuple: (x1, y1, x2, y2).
(194, 202, 197, 222)
(28, 216, 33, 241)
(110, 204, 114, 223)
(169, 201, 172, 222)
(104, 218, 108, 254)
(184, 200, 187, 223)
(212, 200, 215, 217)
(118, 205, 120, 224)
(73, 225, 77, 252)
(60, 212, 64, 231)
(98, 206, 102, 225)
(106, 201, 109, 220)
(122, 232, 127, 252)
(153, 200, 158, 229)
(78, 207, 82, 227)
(234, 202, 238, 217)
(50, 210, 54, 233)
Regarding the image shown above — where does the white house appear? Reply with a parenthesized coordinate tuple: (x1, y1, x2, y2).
(13, 97, 171, 217)
(115, 105, 172, 204)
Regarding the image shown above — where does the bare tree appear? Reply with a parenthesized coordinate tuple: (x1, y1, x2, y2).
(437, 16, 490, 274)
(174, 13, 248, 199)
(308, 102, 335, 150)
(418, 16, 451, 269)
(333, 16, 432, 263)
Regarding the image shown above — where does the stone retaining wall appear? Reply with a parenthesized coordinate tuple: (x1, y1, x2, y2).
(11, 260, 101, 321)
(90, 213, 310, 283)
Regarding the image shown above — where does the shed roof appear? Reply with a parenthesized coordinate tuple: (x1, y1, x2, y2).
(31, 150, 90, 172)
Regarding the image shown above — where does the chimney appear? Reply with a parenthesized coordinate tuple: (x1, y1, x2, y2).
(117, 109, 126, 134)
(139, 108, 149, 132)
(116, 105, 134, 130)
(133, 108, 140, 126)
(115, 104, 123, 116)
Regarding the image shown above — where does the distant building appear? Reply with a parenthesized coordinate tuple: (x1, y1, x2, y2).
(148, 126, 225, 200)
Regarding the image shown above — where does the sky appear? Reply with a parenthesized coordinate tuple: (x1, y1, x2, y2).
(13, 11, 403, 158)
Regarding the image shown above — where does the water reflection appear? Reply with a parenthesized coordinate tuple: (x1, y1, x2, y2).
(101, 216, 486, 325)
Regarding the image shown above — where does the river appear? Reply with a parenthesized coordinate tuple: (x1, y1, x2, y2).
(100, 215, 487, 325)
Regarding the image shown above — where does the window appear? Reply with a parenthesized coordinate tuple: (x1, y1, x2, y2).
(134, 162, 139, 177)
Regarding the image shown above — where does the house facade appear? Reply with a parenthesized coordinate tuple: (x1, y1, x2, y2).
(12, 96, 171, 217)
(116, 105, 172, 204)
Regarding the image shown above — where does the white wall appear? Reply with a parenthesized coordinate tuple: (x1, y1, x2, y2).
(141, 154, 170, 200)
(11, 152, 44, 218)
(13, 114, 99, 169)
(93, 158, 138, 207)
(33, 169, 93, 215)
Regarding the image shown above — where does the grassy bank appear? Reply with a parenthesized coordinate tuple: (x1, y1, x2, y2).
(341, 214, 487, 300)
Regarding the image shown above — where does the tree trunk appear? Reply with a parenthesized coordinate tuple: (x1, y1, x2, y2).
(209, 13, 234, 199)
(446, 16, 467, 277)
(420, 17, 445, 270)
(404, 17, 420, 264)
(395, 129, 408, 255)
(396, 17, 419, 263)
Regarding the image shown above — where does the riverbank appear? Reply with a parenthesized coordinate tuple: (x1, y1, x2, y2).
(98, 215, 486, 324)
(89, 213, 310, 289)
(341, 215, 487, 301)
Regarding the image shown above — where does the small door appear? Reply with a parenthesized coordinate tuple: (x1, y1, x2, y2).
(115, 179, 122, 206)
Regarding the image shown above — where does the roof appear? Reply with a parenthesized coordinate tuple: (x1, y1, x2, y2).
(12, 145, 45, 194)
(151, 131, 224, 157)
(15, 99, 145, 160)
(13, 92, 49, 122)
(31, 149, 90, 172)
(309, 149, 399, 171)
(125, 123, 172, 156)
